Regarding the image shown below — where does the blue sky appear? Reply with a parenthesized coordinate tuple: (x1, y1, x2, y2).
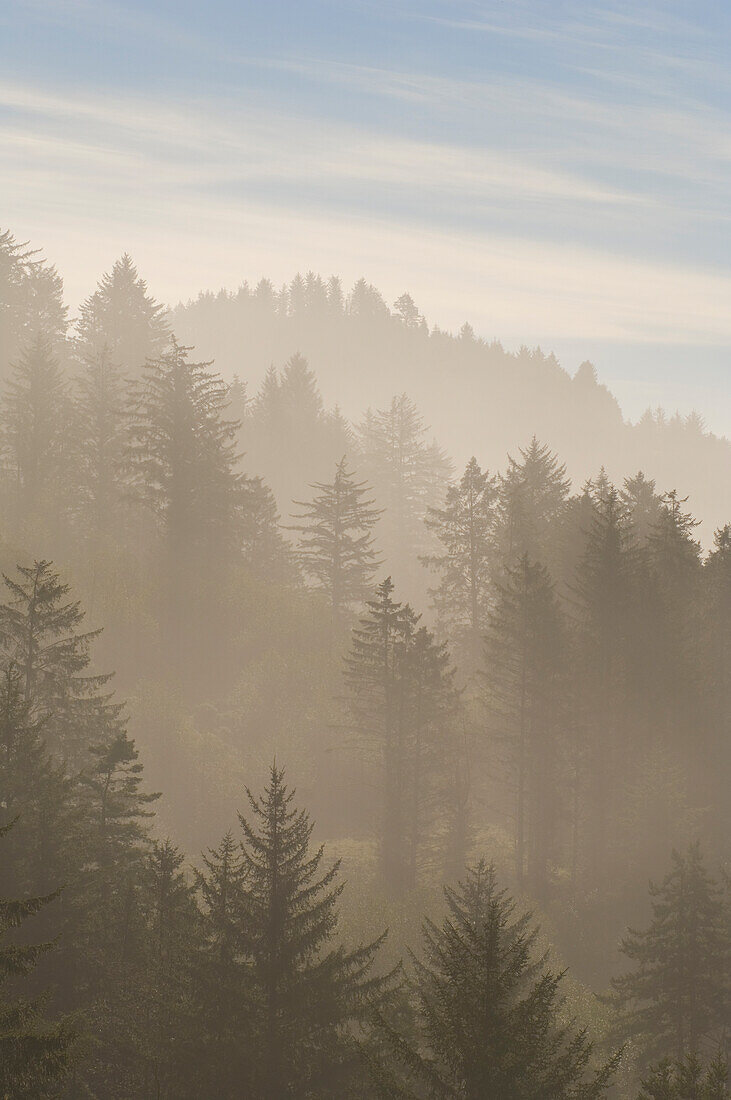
(2, 0, 730, 431)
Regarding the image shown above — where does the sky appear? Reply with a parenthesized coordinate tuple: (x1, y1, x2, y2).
(2, 0, 730, 433)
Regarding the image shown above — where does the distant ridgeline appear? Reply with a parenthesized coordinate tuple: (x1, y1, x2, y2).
(170, 274, 730, 542)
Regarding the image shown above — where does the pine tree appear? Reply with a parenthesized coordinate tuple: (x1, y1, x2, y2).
(133, 840, 200, 1099)
(2, 332, 70, 526)
(345, 579, 457, 894)
(236, 764, 393, 1098)
(291, 457, 382, 627)
(611, 844, 729, 1061)
(75, 254, 169, 377)
(571, 486, 640, 885)
(126, 338, 243, 561)
(496, 437, 570, 569)
(621, 472, 662, 544)
(71, 344, 127, 536)
(356, 394, 451, 595)
(638, 1052, 729, 1099)
(195, 832, 250, 1094)
(240, 473, 294, 579)
(482, 555, 566, 899)
(423, 456, 497, 667)
(0, 665, 77, 904)
(0, 820, 74, 1097)
(0, 560, 124, 764)
(703, 526, 731, 846)
(0, 229, 67, 381)
(645, 491, 703, 758)
(376, 861, 617, 1099)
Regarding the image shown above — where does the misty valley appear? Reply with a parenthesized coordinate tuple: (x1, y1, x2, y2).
(0, 231, 729, 1099)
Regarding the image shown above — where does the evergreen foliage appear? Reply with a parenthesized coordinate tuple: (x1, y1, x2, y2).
(291, 457, 382, 626)
(0, 820, 74, 1098)
(611, 844, 730, 1061)
(376, 861, 618, 1099)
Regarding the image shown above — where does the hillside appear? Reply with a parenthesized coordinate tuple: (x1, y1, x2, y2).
(172, 276, 730, 542)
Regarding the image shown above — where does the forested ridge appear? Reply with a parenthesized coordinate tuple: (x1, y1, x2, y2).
(1, 227, 729, 1097)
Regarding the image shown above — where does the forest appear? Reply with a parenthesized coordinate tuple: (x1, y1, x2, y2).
(0, 226, 729, 1098)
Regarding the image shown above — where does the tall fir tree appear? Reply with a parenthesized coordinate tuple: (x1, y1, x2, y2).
(356, 394, 452, 597)
(75, 254, 169, 378)
(71, 344, 128, 537)
(482, 555, 566, 899)
(610, 844, 730, 1062)
(0, 820, 74, 1098)
(571, 486, 640, 887)
(375, 861, 617, 1099)
(0, 560, 123, 765)
(423, 456, 498, 669)
(291, 457, 382, 628)
(2, 332, 71, 529)
(637, 1052, 729, 1100)
(496, 437, 570, 571)
(345, 579, 457, 894)
(236, 764, 394, 1098)
(0, 229, 67, 382)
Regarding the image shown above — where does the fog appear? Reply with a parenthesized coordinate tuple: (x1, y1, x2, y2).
(0, 226, 728, 1098)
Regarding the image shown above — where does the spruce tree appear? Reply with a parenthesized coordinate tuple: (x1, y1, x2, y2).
(376, 861, 617, 1099)
(71, 344, 128, 536)
(621, 471, 662, 544)
(2, 332, 70, 526)
(75, 253, 169, 377)
(637, 1052, 729, 1099)
(571, 486, 640, 885)
(236, 764, 394, 1098)
(126, 338, 243, 561)
(195, 832, 250, 1095)
(356, 394, 452, 594)
(345, 579, 457, 894)
(0, 229, 67, 381)
(291, 457, 382, 627)
(0, 560, 123, 764)
(482, 555, 566, 898)
(496, 437, 570, 569)
(703, 526, 731, 845)
(0, 821, 74, 1097)
(423, 456, 497, 668)
(610, 844, 729, 1061)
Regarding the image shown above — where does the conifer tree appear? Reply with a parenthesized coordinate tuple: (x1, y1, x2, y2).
(0, 665, 76, 904)
(423, 456, 497, 667)
(637, 1051, 729, 1099)
(571, 486, 640, 883)
(496, 437, 570, 569)
(356, 394, 452, 593)
(0, 229, 67, 380)
(291, 457, 382, 627)
(621, 472, 662, 543)
(482, 555, 566, 898)
(195, 832, 250, 1094)
(610, 844, 729, 1061)
(2, 332, 70, 526)
(236, 764, 394, 1098)
(703, 526, 731, 844)
(645, 491, 703, 756)
(0, 820, 74, 1097)
(127, 338, 243, 562)
(376, 861, 617, 1099)
(240, 473, 294, 578)
(76, 254, 169, 377)
(0, 560, 123, 764)
(71, 344, 128, 535)
(133, 840, 200, 1099)
(345, 579, 457, 894)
